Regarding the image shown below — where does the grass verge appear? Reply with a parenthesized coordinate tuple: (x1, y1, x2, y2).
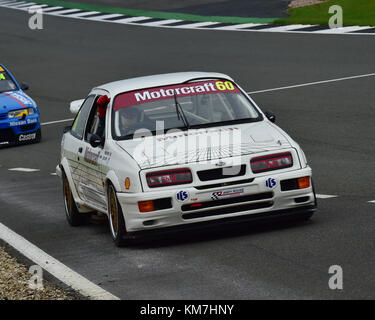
(275, 0, 375, 26)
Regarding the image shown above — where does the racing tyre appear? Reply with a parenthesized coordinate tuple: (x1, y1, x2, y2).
(63, 173, 90, 226)
(107, 183, 130, 247)
(34, 128, 41, 143)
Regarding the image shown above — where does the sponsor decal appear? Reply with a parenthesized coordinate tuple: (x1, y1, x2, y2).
(211, 187, 244, 200)
(19, 133, 36, 141)
(7, 92, 32, 107)
(0, 73, 5, 80)
(176, 190, 189, 202)
(156, 127, 239, 142)
(10, 118, 38, 127)
(83, 147, 100, 165)
(114, 80, 240, 111)
(266, 178, 277, 189)
(0, 66, 4, 72)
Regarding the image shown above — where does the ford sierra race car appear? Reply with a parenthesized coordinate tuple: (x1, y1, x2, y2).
(57, 72, 317, 246)
(0, 64, 41, 146)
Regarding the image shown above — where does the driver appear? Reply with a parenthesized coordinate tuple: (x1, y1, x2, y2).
(120, 107, 140, 135)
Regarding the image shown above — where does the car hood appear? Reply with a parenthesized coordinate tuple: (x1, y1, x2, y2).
(0, 90, 36, 112)
(115, 122, 292, 169)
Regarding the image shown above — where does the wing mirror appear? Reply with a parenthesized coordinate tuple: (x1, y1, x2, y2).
(89, 133, 103, 148)
(70, 99, 84, 115)
(264, 111, 276, 123)
(63, 125, 71, 133)
(20, 82, 29, 91)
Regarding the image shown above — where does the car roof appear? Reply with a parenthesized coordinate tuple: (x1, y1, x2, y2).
(92, 71, 234, 96)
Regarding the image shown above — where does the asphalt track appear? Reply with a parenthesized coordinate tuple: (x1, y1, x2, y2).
(0, 7, 375, 299)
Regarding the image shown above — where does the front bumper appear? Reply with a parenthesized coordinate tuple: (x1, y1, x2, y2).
(0, 115, 40, 146)
(117, 166, 316, 233)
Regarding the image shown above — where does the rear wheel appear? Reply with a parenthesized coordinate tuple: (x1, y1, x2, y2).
(63, 172, 90, 226)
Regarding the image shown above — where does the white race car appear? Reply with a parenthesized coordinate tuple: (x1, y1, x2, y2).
(57, 72, 317, 246)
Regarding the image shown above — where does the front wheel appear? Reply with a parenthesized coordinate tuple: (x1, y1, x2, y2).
(107, 184, 130, 247)
(63, 173, 90, 226)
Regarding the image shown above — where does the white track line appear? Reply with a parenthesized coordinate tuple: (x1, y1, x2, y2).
(316, 194, 338, 199)
(41, 118, 74, 126)
(215, 23, 265, 30)
(368, 200, 375, 204)
(47, 8, 82, 15)
(68, 11, 101, 17)
(314, 26, 373, 34)
(0, 222, 119, 300)
(247, 72, 375, 95)
(8, 167, 40, 172)
(140, 19, 183, 27)
(264, 24, 314, 32)
(178, 21, 220, 29)
(113, 16, 151, 24)
(41, 6, 63, 12)
(86, 13, 124, 21)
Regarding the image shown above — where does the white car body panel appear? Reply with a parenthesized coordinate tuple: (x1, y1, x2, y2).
(58, 72, 316, 236)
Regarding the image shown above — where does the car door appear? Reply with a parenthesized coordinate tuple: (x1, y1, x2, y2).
(79, 98, 108, 212)
(63, 94, 96, 203)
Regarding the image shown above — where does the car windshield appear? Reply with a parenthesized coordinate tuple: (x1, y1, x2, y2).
(0, 68, 18, 93)
(112, 79, 262, 139)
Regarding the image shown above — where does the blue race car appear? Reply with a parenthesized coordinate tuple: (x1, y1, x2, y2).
(0, 64, 41, 146)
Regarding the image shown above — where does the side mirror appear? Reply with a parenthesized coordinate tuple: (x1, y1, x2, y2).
(63, 125, 71, 133)
(89, 133, 103, 148)
(264, 111, 276, 123)
(20, 82, 29, 91)
(70, 99, 84, 115)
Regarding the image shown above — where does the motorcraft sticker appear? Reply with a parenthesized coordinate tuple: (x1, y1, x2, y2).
(114, 80, 241, 110)
(211, 187, 244, 200)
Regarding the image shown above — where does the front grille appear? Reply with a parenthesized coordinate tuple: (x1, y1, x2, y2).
(181, 192, 274, 212)
(195, 178, 254, 190)
(197, 165, 246, 181)
(0, 113, 7, 120)
(182, 201, 274, 220)
(20, 124, 36, 132)
(0, 128, 15, 143)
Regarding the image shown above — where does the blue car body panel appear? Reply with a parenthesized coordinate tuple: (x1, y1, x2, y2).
(0, 64, 41, 145)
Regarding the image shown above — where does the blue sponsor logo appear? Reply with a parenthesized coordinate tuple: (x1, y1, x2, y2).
(266, 178, 277, 189)
(176, 190, 189, 202)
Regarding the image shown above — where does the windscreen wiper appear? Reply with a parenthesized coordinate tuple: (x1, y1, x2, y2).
(173, 90, 190, 129)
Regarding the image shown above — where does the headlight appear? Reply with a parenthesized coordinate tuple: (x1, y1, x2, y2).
(8, 108, 34, 118)
(146, 168, 192, 188)
(250, 152, 293, 173)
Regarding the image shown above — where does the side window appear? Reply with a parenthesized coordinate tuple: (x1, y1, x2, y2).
(71, 95, 96, 140)
(85, 97, 101, 141)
